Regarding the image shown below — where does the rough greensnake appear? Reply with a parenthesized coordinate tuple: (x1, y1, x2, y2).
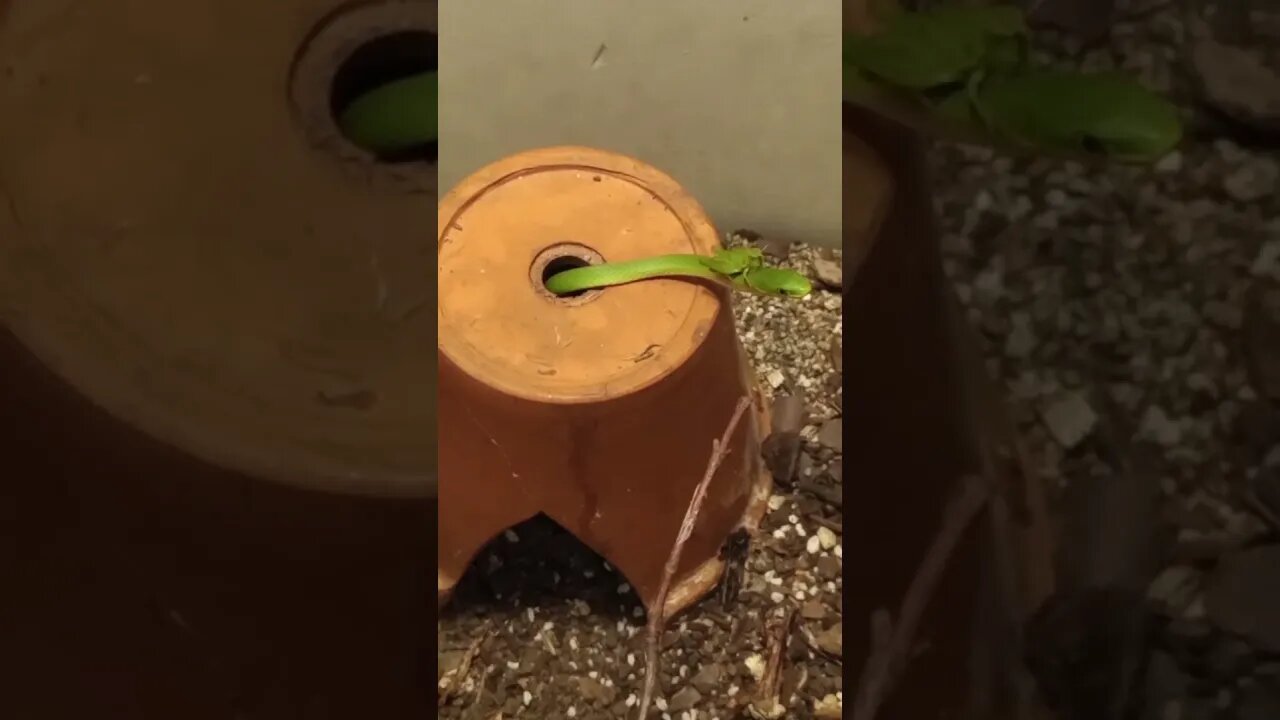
(542, 248, 813, 298)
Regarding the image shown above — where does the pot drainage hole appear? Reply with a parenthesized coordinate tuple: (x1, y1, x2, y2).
(330, 30, 437, 164)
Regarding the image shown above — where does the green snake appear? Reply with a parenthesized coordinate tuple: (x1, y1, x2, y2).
(339, 72, 812, 299)
(338, 71, 438, 155)
(542, 248, 813, 298)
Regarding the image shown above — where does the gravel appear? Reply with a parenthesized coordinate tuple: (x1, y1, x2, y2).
(437, 240, 844, 719)
(935, 2, 1280, 716)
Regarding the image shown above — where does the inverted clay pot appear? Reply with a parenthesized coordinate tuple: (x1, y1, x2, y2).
(437, 146, 773, 617)
(0, 0, 436, 497)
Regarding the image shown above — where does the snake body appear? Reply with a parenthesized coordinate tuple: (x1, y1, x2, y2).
(337, 71, 438, 155)
(544, 250, 812, 298)
(545, 255, 725, 295)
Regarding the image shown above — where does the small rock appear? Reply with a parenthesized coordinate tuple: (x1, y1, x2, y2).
(800, 600, 828, 620)
(815, 621, 843, 657)
(816, 526, 839, 551)
(1154, 150, 1183, 174)
(814, 694, 843, 718)
(1039, 391, 1098, 449)
(812, 258, 843, 289)
(805, 534, 822, 555)
(1203, 300, 1243, 329)
(829, 338, 842, 374)
(1147, 565, 1203, 613)
(815, 555, 841, 579)
(1223, 157, 1280, 203)
(817, 418, 843, 453)
(1138, 405, 1183, 447)
(1190, 36, 1280, 136)
(1253, 240, 1280, 281)
(574, 677, 616, 705)
(1005, 311, 1037, 358)
(825, 459, 843, 484)
(667, 686, 702, 712)
(689, 664, 723, 694)
(1204, 545, 1280, 654)
(762, 395, 808, 482)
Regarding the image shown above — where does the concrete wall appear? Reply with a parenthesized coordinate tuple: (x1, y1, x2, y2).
(439, 0, 842, 248)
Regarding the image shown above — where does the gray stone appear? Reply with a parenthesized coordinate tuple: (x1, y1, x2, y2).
(668, 685, 703, 712)
(1138, 405, 1183, 448)
(1040, 392, 1098, 449)
(812, 258, 842, 290)
(1223, 158, 1280, 202)
(817, 418, 843, 454)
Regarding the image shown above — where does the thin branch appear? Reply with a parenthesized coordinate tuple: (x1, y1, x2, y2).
(637, 396, 753, 719)
(852, 474, 994, 720)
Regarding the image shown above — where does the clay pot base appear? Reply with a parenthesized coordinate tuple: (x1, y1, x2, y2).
(0, 0, 436, 497)
(437, 147, 775, 619)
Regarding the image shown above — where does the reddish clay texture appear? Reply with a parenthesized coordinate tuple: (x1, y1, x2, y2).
(0, 0, 435, 498)
(437, 146, 772, 617)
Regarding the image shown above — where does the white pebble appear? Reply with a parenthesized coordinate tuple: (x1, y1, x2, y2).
(816, 526, 839, 551)
(806, 535, 822, 554)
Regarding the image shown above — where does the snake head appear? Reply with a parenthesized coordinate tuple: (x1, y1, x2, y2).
(742, 268, 813, 298)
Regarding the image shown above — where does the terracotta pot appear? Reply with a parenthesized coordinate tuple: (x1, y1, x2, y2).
(437, 146, 772, 617)
(0, 0, 436, 497)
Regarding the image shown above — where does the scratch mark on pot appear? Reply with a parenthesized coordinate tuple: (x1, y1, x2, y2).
(630, 343, 659, 363)
(461, 401, 522, 483)
(590, 43, 607, 70)
(568, 418, 600, 531)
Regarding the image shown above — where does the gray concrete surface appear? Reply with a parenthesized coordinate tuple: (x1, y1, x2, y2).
(439, 0, 842, 248)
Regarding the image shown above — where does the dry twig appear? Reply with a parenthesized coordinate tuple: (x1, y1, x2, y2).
(747, 605, 798, 718)
(439, 629, 489, 707)
(637, 396, 752, 719)
(852, 474, 994, 720)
